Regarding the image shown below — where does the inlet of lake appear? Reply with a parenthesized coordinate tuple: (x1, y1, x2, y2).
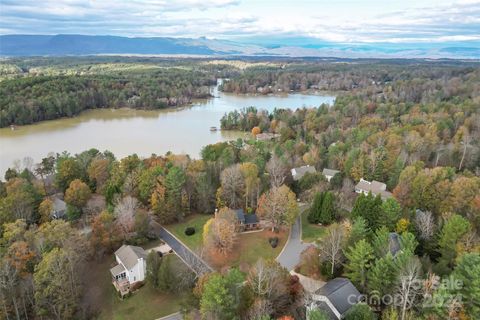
(0, 82, 334, 174)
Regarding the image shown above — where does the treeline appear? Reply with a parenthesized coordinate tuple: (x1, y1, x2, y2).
(220, 62, 479, 102)
(0, 68, 217, 127)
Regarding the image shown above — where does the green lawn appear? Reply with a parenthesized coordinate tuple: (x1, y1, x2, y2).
(165, 213, 212, 249)
(301, 210, 327, 243)
(83, 242, 185, 320)
(208, 229, 288, 270)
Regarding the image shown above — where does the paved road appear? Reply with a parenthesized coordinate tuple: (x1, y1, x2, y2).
(157, 226, 213, 275)
(276, 214, 312, 271)
(156, 312, 182, 320)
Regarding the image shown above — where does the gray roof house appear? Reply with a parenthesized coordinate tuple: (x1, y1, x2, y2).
(354, 178, 393, 200)
(389, 232, 402, 256)
(234, 209, 259, 231)
(110, 245, 148, 296)
(309, 278, 361, 319)
(291, 165, 317, 181)
(322, 168, 340, 182)
(51, 196, 67, 219)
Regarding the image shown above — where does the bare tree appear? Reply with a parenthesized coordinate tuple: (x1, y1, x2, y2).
(114, 196, 138, 239)
(219, 164, 245, 208)
(318, 223, 345, 275)
(414, 210, 435, 240)
(248, 259, 284, 299)
(266, 155, 287, 188)
(395, 257, 422, 320)
(246, 298, 273, 320)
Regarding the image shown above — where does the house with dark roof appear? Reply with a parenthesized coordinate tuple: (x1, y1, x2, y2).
(110, 245, 147, 296)
(322, 168, 340, 182)
(389, 232, 402, 256)
(309, 278, 361, 319)
(291, 165, 317, 181)
(51, 196, 67, 219)
(354, 178, 393, 200)
(234, 209, 259, 231)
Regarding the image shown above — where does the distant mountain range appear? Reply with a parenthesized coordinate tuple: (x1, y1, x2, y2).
(1, 34, 479, 59)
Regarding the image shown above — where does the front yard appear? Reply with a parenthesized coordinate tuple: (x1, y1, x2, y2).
(165, 213, 212, 249)
(206, 229, 288, 270)
(301, 210, 327, 243)
(82, 245, 185, 320)
(166, 213, 288, 270)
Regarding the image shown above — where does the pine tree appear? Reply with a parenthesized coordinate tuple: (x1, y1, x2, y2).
(308, 192, 325, 224)
(381, 198, 402, 231)
(344, 239, 374, 291)
(347, 217, 369, 247)
(319, 191, 336, 224)
(367, 253, 397, 297)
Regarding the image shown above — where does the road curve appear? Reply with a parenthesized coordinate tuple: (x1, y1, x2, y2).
(276, 214, 311, 271)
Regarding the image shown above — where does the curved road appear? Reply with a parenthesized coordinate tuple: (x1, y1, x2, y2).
(276, 214, 312, 271)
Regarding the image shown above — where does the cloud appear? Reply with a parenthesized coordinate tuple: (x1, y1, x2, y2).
(0, 0, 479, 47)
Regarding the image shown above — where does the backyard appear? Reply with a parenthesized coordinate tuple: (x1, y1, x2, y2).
(82, 244, 185, 320)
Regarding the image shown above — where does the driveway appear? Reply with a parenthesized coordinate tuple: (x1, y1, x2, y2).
(156, 312, 182, 320)
(157, 226, 213, 275)
(276, 214, 312, 271)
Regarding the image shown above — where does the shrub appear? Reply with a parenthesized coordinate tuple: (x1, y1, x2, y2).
(185, 227, 196, 236)
(269, 237, 279, 248)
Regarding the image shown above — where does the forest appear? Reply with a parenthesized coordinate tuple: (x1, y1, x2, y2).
(0, 58, 228, 127)
(0, 57, 479, 320)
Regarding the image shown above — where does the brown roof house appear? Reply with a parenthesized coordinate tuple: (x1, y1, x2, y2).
(110, 245, 147, 296)
(354, 178, 393, 200)
(291, 165, 317, 181)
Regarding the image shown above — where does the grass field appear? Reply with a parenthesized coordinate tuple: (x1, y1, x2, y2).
(301, 210, 327, 243)
(165, 213, 212, 249)
(207, 229, 288, 270)
(83, 243, 184, 320)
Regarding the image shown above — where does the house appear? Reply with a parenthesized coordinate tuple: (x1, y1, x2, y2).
(51, 196, 67, 219)
(354, 178, 393, 200)
(234, 209, 259, 231)
(256, 132, 280, 141)
(110, 245, 147, 296)
(322, 168, 340, 182)
(291, 165, 317, 181)
(309, 278, 361, 319)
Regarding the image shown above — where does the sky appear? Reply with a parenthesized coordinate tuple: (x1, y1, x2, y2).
(1, 0, 480, 44)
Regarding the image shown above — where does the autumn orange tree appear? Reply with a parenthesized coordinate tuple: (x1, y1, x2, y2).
(203, 213, 237, 255)
(257, 185, 299, 231)
(65, 179, 91, 210)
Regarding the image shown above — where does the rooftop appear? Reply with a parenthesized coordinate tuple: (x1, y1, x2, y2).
(115, 245, 147, 270)
(322, 168, 340, 177)
(315, 278, 361, 316)
(291, 165, 317, 181)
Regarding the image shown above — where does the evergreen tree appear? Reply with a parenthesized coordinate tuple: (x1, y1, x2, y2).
(344, 303, 377, 320)
(344, 239, 374, 291)
(371, 227, 390, 258)
(320, 192, 336, 224)
(367, 253, 397, 298)
(381, 198, 402, 231)
(308, 192, 325, 224)
(347, 217, 369, 247)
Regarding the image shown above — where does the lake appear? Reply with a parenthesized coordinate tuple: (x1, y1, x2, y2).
(0, 81, 334, 174)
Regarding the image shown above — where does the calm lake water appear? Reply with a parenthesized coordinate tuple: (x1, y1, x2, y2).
(0, 81, 334, 174)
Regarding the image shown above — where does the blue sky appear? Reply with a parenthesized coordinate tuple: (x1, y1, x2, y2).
(1, 0, 479, 44)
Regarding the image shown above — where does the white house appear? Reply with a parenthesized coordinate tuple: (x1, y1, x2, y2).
(308, 278, 361, 319)
(291, 165, 317, 181)
(110, 245, 147, 296)
(322, 168, 340, 182)
(354, 178, 393, 200)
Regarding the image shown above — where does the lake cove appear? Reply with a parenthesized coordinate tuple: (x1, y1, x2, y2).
(0, 83, 334, 174)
